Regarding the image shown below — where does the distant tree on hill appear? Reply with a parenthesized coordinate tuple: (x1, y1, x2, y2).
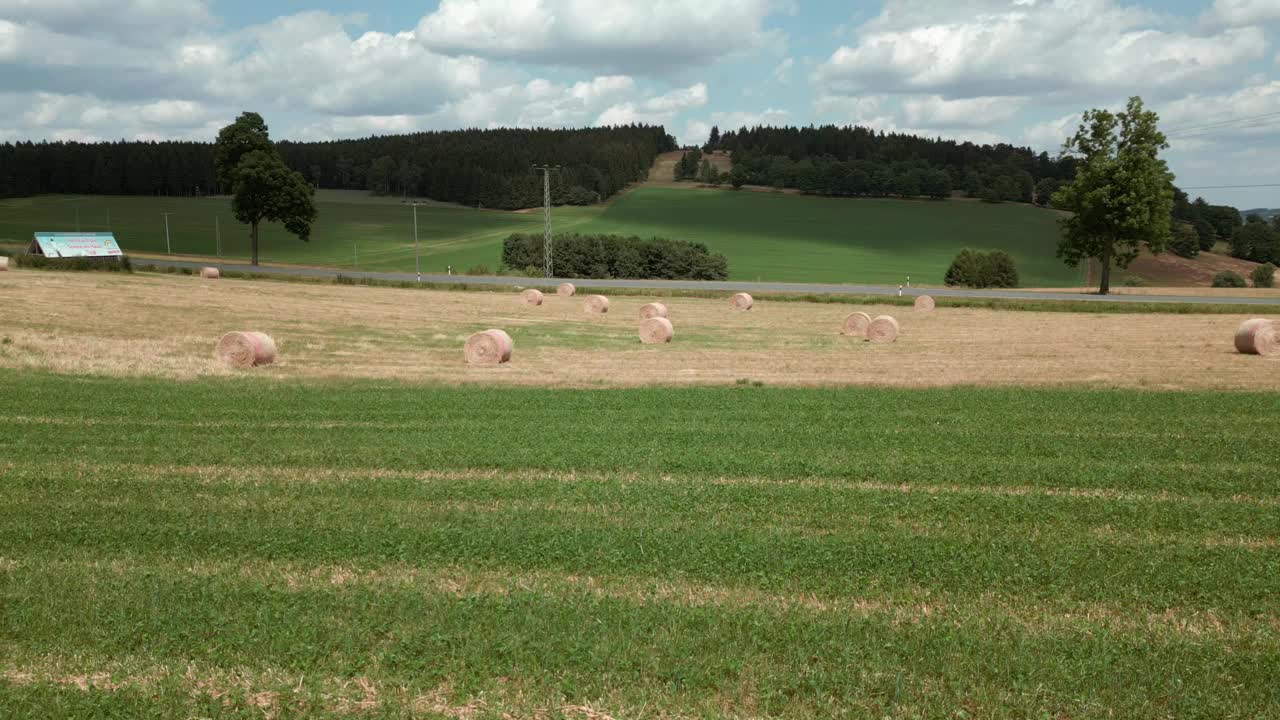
(1053, 97, 1174, 295)
(698, 158, 717, 184)
(730, 165, 747, 189)
(1169, 222, 1200, 258)
(705, 125, 721, 152)
(1034, 178, 1061, 207)
(1230, 220, 1280, 264)
(366, 156, 396, 196)
(215, 113, 317, 266)
(1193, 218, 1217, 251)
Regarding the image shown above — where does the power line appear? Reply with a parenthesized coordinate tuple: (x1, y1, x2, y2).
(1165, 111, 1280, 137)
(1170, 118, 1280, 141)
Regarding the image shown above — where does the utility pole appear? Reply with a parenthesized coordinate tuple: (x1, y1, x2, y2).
(413, 203, 421, 282)
(533, 165, 559, 277)
(162, 212, 175, 254)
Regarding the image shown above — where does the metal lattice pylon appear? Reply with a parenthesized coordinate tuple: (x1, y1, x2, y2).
(534, 165, 557, 277)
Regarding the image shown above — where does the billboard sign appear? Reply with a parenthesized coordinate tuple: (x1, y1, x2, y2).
(30, 232, 123, 258)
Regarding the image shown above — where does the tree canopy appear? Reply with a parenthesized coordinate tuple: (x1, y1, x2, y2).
(216, 114, 317, 265)
(1052, 97, 1175, 295)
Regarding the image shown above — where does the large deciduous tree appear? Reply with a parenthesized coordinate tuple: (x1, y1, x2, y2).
(1052, 97, 1174, 294)
(216, 113, 317, 266)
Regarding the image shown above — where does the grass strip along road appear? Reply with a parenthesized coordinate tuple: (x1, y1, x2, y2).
(1, 372, 1278, 717)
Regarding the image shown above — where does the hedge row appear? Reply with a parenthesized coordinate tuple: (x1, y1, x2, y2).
(502, 233, 728, 281)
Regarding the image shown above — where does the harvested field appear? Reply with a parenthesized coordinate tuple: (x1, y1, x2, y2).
(0, 373, 1278, 719)
(1, 271, 1277, 390)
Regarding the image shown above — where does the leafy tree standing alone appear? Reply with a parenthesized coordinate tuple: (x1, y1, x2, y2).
(1052, 97, 1174, 294)
(214, 112, 317, 265)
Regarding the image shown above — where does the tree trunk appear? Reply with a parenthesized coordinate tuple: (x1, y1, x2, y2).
(250, 221, 259, 266)
(1098, 243, 1112, 295)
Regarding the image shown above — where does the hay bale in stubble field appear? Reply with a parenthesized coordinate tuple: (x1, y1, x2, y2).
(639, 317, 674, 344)
(521, 288, 544, 306)
(216, 331, 277, 368)
(914, 295, 935, 311)
(464, 329, 513, 364)
(1234, 319, 1277, 356)
(730, 293, 753, 311)
(0, 257, 9, 271)
(639, 302, 668, 320)
(842, 311, 872, 337)
(867, 315, 900, 343)
(557, 283, 576, 298)
(584, 295, 610, 315)
(200, 267, 220, 279)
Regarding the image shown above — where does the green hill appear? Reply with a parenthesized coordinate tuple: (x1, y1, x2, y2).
(0, 187, 1079, 286)
(577, 187, 1076, 286)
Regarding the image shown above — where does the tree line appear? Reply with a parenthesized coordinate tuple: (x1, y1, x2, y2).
(502, 233, 728, 280)
(0, 125, 675, 210)
(691, 123, 1075, 204)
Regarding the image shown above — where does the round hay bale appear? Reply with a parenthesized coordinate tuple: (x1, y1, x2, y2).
(216, 331, 277, 368)
(639, 302, 668, 320)
(842, 311, 872, 337)
(730, 292, 753, 311)
(1234, 318, 1277, 356)
(584, 295, 610, 315)
(199, 267, 220, 279)
(639, 317, 674, 344)
(464, 329, 513, 364)
(867, 315, 900, 343)
(521, 288, 544, 306)
(557, 282, 576, 298)
(914, 295, 935, 312)
(0, 257, 9, 271)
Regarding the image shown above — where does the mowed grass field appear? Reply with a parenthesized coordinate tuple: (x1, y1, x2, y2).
(2, 373, 1279, 718)
(0, 186, 1080, 285)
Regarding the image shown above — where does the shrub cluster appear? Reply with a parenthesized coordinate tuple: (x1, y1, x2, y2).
(502, 233, 728, 280)
(1211, 270, 1247, 288)
(12, 254, 133, 272)
(943, 249, 1020, 288)
(1251, 263, 1276, 288)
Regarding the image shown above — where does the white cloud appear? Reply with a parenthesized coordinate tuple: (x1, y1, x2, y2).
(201, 13, 491, 116)
(1202, 0, 1280, 28)
(417, 0, 786, 72)
(1023, 113, 1083, 152)
(0, 0, 213, 43)
(0, 91, 224, 142)
(773, 57, 794, 82)
(902, 96, 1024, 128)
(594, 83, 708, 126)
(818, 0, 1266, 101)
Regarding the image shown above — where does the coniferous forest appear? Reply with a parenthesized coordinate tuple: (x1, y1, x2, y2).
(0, 125, 675, 210)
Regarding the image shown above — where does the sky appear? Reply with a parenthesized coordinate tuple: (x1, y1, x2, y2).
(0, 0, 1277, 208)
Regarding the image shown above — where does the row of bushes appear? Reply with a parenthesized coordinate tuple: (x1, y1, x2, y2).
(944, 249, 1020, 288)
(1212, 265, 1275, 288)
(0, 250, 133, 272)
(501, 233, 729, 280)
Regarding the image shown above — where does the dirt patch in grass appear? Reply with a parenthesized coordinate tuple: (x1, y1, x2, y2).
(2, 271, 1278, 390)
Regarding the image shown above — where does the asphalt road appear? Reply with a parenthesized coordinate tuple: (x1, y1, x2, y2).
(140, 258, 1280, 307)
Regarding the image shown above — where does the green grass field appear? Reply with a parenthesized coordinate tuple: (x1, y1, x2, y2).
(2, 371, 1277, 718)
(0, 186, 1081, 285)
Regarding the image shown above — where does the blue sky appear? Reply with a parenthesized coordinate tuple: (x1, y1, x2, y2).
(1, 0, 1277, 207)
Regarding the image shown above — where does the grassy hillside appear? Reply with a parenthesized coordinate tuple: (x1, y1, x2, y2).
(2, 371, 1278, 718)
(0, 187, 1078, 285)
(579, 187, 1077, 285)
